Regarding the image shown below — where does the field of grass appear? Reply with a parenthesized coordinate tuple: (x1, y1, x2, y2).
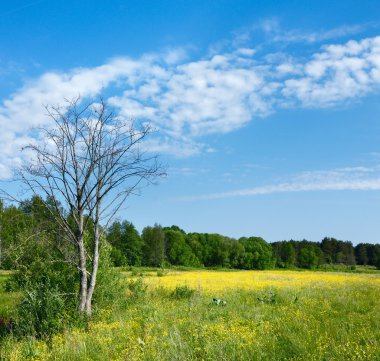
(0, 271, 19, 320)
(1, 269, 380, 360)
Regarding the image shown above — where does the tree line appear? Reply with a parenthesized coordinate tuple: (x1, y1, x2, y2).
(1, 198, 380, 271)
(108, 222, 380, 270)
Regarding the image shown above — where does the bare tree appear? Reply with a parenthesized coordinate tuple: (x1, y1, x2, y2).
(18, 97, 164, 316)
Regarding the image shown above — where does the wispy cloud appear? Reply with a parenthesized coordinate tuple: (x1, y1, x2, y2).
(175, 166, 380, 201)
(253, 18, 379, 44)
(1, 26, 380, 178)
(0, 0, 48, 18)
(169, 167, 210, 177)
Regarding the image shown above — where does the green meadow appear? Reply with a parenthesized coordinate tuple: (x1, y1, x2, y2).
(1, 269, 379, 361)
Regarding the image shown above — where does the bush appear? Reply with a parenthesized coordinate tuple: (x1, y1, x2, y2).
(92, 266, 127, 313)
(157, 268, 168, 277)
(130, 268, 145, 277)
(127, 278, 147, 301)
(3, 238, 127, 339)
(10, 261, 79, 339)
(171, 285, 195, 299)
(257, 290, 277, 304)
(0, 317, 13, 338)
(15, 280, 67, 338)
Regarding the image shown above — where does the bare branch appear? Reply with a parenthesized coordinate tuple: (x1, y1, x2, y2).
(14, 96, 165, 316)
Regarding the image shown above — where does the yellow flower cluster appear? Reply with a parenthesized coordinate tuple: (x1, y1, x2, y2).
(143, 269, 380, 294)
(1, 269, 379, 360)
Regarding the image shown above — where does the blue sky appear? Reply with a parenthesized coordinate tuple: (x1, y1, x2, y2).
(1, 0, 380, 244)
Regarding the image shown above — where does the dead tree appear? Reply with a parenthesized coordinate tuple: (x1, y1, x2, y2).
(19, 97, 164, 316)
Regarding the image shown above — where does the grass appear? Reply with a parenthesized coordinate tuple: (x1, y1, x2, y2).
(0, 271, 19, 319)
(1, 269, 380, 360)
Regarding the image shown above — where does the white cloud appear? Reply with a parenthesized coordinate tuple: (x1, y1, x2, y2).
(162, 48, 188, 65)
(175, 165, 380, 201)
(141, 137, 211, 158)
(109, 52, 271, 139)
(282, 36, 380, 106)
(257, 19, 378, 44)
(0, 56, 158, 179)
(1, 29, 380, 178)
(234, 48, 256, 57)
(169, 167, 210, 177)
(271, 25, 364, 44)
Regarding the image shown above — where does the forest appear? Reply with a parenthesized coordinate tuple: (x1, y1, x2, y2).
(1, 195, 380, 272)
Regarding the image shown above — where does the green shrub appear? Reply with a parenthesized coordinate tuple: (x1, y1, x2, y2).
(130, 268, 145, 277)
(92, 265, 127, 313)
(257, 290, 277, 304)
(127, 278, 147, 300)
(14, 280, 67, 338)
(3, 240, 127, 339)
(10, 261, 79, 339)
(157, 268, 168, 277)
(171, 285, 195, 299)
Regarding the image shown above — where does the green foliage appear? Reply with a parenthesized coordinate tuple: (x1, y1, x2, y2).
(14, 280, 67, 338)
(0, 272, 19, 338)
(298, 246, 320, 269)
(126, 278, 147, 301)
(356, 243, 380, 269)
(109, 219, 380, 271)
(156, 268, 168, 277)
(4, 235, 125, 338)
(92, 265, 127, 313)
(11, 261, 79, 339)
(228, 240, 245, 268)
(108, 221, 143, 266)
(0, 204, 30, 269)
(3, 196, 380, 279)
(321, 237, 355, 265)
(142, 224, 165, 267)
(272, 241, 296, 268)
(374, 246, 380, 270)
(171, 285, 196, 299)
(239, 236, 274, 270)
(110, 247, 128, 267)
(355, 243, 369, 265)
(130, 267, 144, 277)
(0, 196, 65, 270)
(257, 290, 277, 304)
(164, 229, 201, 267)
(206, 234, 231, 267)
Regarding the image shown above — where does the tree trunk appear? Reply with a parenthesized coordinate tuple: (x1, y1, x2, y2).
(77, 212, 87, 313)
(78, 237, 88, 313)
(85, 223, 100, 316)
